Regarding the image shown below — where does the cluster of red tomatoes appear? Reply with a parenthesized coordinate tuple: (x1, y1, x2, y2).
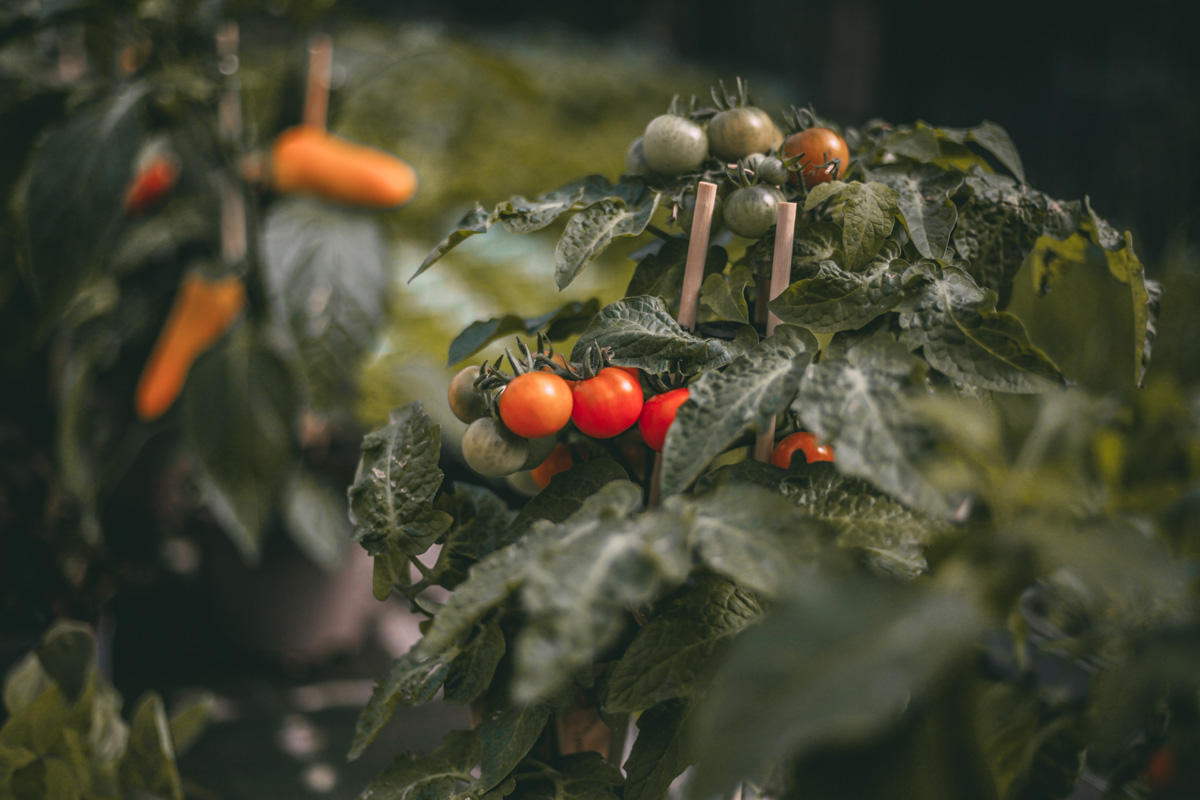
(448, 350, 833, 491)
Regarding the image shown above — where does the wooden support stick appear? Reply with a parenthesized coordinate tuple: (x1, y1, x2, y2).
(216, 22, 241, 144)
(304, 33, 333, 129)
(753, 201, 797, 463)
(676, 181, 718, 332)
(649, 181, 718, 507)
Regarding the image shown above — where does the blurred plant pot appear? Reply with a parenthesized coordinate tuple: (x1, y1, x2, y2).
(201, 527, 379, 665)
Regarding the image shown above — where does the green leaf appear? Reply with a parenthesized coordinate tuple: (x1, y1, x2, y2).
(262, 199, 390, 409)
(511, 752, 625, 800)
(952, 171, 1045, 308)
(3, 653, 52, 716)
(348, 402, 452, 563)
(24, 83, 149, 327)
(443, 619, 507, 706)
(497, 175, 619, 234)
(555, 184, 660, 289)
(282, 467, 350, 571)
(435, 484, 520, 590)
(621, 700, 693, 800)
(768, 242, 925, 333)
(420, 543, 533, 657)
(168, 693, 214, 758)
(570, 296, 742, 374)
(699, 265, 754, 324)
(689, 577, 985, 797)
(9, 757, 82, 800)
(794, 329, 949, 516)
(511, 458, 629, 538)
(679, 486, 827, 598)
(627, 239, 727, 310)
(447, 299, 601, 367)
(606, 575, 763, 713)
(184, 328, 298, 562)
(349, 647, 453, 761)
(660, 325, 818, 495)
(33, 621, 95, 710)
(479, 699, 557, 792)
(1030, 198, 1155, 386)
(781, 463, 952, 578)
(867, 162, 963, 260)
(119, 693, 183, 800)
(360, 729, 481, 800)
(804, 181, 899, 269)
(743, 222, 844, 282)
(899, 266, 1067, 393)
(513, 482, 692, 702)
(967, 121, 1026, 184)
(410, 203, 496, 282)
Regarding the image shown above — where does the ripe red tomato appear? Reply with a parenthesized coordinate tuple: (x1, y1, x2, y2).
(638, 387, 690, 452)
(1143, 745, 1183, 795)
(770, 431, 835, 469)
(124, 157, 178, 216)
(531, 443, 575, 488)
(497, 372, 573, 439)
(782, 127, 850, 188)
(571, 367, 644, 439)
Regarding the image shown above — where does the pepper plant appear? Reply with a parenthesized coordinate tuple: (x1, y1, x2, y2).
(348, 86, 1200, 800)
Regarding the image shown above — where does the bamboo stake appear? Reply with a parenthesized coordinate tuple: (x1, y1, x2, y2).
(649, 181, 718, 507)
(304, 33, 333, 129)
(216, 23, 246, 266)
(753, 201, 797, 462)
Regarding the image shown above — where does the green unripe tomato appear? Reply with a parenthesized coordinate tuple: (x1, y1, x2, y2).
(642, 115, 708, 176)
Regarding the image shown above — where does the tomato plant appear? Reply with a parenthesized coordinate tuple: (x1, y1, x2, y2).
(570, 367, 644, 438)
(770, 431, 834, 468)
(638, 387, 690, 452)
(497, 371, 574, 438)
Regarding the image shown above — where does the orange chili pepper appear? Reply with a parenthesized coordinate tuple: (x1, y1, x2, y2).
(135, 273, 246, 420)
(270, 124, 417, 209)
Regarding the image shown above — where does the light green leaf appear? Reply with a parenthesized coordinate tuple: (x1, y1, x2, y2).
(968, 121, 1026, 184)
(168, 693, 214, 758)
(661, 325, 817, 495)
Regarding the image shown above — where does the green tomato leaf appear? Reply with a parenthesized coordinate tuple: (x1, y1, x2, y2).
(167, 693, 214, 758)
(184, 328, 298, 562)
(660, 325, 818, 496)
(967, 121, 1027, 184)
(119, 693, 183, 800)
(360, 729, 481, 800)
(420, 542, 533, 657)
(262, 199, 390, 410)
(348, 402, 452, 567)
(443, 618, 507, 706)
(699, 264, 754, 324)
(743, 222, 844, 282)
(281, 467, 350, 572)
(867, 162, 963, 260)
(689, 577, 985, 798)
(435, 483, 520, 590)
(899, 266, 1067, 393)
(571, 296, 742, 374)
(513, 752, 625, 800)
(768, 241, 925, 333)
(627, 239, 727, 312)
(8, 757, 82, 800)
(511, 458, 629, 538)
(606, 575, 763, 713)
(621, 700, 693, 800)
(349, 646, 454, 761)
(952, 171, 1046, 308)
(805, 181, 899, 270)
(555, 184, 660, 290)
(410, 203, 497, 282)
(794, 329, 949, 516)
(513, 482, 692, 703)
(447, 299, 601, 366)
(479, 698, 559, 792)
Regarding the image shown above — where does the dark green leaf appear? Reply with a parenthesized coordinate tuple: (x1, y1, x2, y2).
(511, 458, 629, 539)
(699, 265, 753, 324)
(967, 121, 1026, 184)
(627, 239, 727, 310)
(804, 181, 899, 269)
(9, 757, 82, 800)
(661, 325, 817, 495)
(119, 693, 183, 800)
(360, 729, 480, 800)
(570, 296, 741, 375)
(606, 575, 763, 712)
(185, 328, 298, 561)
(420, 543, 533, 657)
(511, 752, 624, 800)
(410, 203, 496, 282)
(262, 199, 390, 409)
(348, 402, 452, 564)
(33, 622, 94, 706)
(952, 171, 1045, 308)
(110, 202, 215, 275)
(743, 222, 844, 282)
(794, 329, 949, 516)
(867, 162, 962, 260)
(436, 484, 520, 589)
(622, 700, 693, 800)
(349, 647, 453, 761)
(479, 699, 557, 792)
(282, 467, 350, 571)
(497, 175, 618, 235)
(899, 266, 1066, 393)
(768, 242, 924, 333)
(447, 300, 601, 367)
(555, 186, 660, 289)
(443, 619, 507, 706)
(690, 577, 985, 796)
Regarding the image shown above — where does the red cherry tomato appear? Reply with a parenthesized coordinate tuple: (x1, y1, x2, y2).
(124, 157, 178, 216)
(637, 387, 690, 452)
(782, 127, 850, 188)
(1143, 745, 1183, 795)
(531, 443, 575, 488)
(770, 431, 835, 469)
(571, 367, 644, 439)
(497, 372, 573, 439)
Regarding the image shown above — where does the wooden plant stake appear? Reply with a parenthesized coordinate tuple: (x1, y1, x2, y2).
(215, 23, 246, 266)
(649, 181, 718, 507)
(304, 33, 333, 130)
(753, 201, 797, 463)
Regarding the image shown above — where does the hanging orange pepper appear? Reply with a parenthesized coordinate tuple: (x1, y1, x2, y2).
(269, 124, 418, 209)
(135, 273, 246, 420)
